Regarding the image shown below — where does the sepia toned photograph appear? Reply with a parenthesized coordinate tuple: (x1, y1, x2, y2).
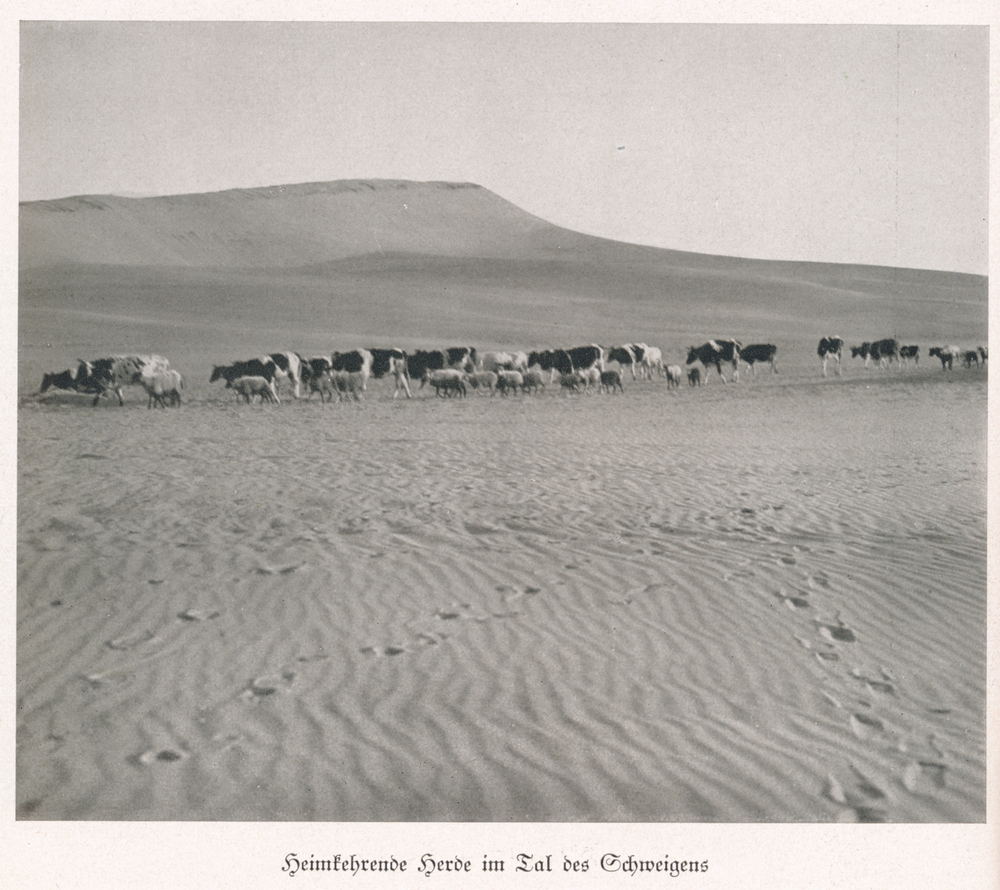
(14, 14, 988, 835)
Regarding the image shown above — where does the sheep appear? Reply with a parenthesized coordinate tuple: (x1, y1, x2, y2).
(496, 370, 523, 395)
(666, 365, 683, 388)
(141, 369, 183, 408)
(599, 369, 624, 394)
(231, 375, 280, 404)
(688, 367, 703, 386)
(465, 370, 498, 394)
(423, 368, 467, 398)
(520, 368, 546, 394)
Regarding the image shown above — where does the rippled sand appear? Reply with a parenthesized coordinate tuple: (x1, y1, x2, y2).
(16, 368, 987, 821)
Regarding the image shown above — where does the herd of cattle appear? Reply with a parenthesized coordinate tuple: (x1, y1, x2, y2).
(37, 338, 987, 407)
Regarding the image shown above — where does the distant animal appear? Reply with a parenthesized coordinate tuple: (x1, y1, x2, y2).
(898, 345, 920, 367)
(478, 351, 515, 373)
(140, 369, 183, 408)
(211, 358, 278, 390)
(496, 369, 524, 395)
(329, 349, 374, 398)
(423, 368, 466, 398)
(687, 367, 702, 386)
(665, 365, 683, 388)
(465, 370, 498, 394)
(606, 345, 639, 379)
(640, 345, 664, 379)
(367, 348, 411, 399)
(559, 371, 586, 393)
(978, 346, 987, 364)
(852, 339, 898, 369)
(740, 343, 778, 375)
(686, 340, 740, 383)
(566, 345, 606, 373)
(928, 345, 961, 370)
(264, 352, 306, 399)
(599, 369, 624, 393)
(231, 375, 279, 404)
(528, 349, 575, 382)
(45, 355, 173, 406)
(520, 368, 546, 394)
(817, 337, 844, 377)
(409, 347, 477, 382)
(367, 348, 411, 398)
(963, 349, 980, 368)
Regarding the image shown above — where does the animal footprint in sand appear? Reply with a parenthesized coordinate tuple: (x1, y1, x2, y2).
(245, 670, 297, 699)
(902, 760, 947, 794)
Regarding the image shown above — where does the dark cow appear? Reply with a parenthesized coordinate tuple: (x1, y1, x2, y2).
(686, 340, 741, 383)
(962, 350, 980, 368)
(566, 344, 605, 373)
(367, 348, 411, 398)
(740, 343, 778, 375)
(606, 345, 639, 379)
(898, 345, 920, 367)
(852, 339, 898, 369)
(928, 345, 961, 370)
(687, 366, 702, 386)
(818, 337, 844, 377)
(409, 347, 477, 383)
(210, 358, 278, 389)
(978, 346, 988, 364)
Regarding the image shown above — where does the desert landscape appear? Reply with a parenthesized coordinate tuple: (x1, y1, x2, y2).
(16, 180, 988, 821)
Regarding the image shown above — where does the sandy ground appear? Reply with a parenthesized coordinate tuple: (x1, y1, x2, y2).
(16, 365, 987, 821)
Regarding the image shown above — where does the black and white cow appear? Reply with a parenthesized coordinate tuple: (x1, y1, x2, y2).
(265, 352, 306, 398)
(740, 343, 778, 375)
(45, 355, 172, 406)
(527, 349, 573, 382)
(606, 345, 639, 379)
(367, 348, 411, 398)
(686, 340, 741, 383)
(566, 344, 605, 373)
(962, 349, 980, 368)
(928, 345, 961, 370)
(852, 339, 898, 369)
(818, 337, 844, 377)
(898, 345, 920, 367)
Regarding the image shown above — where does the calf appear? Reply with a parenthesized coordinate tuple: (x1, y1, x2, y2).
(963, 349, 980, 369)
(640, 345, 664, 379)
(687, 366, 703, 386)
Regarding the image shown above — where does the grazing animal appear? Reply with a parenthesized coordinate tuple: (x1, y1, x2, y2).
(665, 365, 683, 388)
(963, 349, 980, 368)
(520, 368, 546, 394)
(818, 337, 844, 377)
(368, 348, 412, 398)
(687, 366, 703, 386)
(928, 345, 961, 370)
(740, 343, 778, 375)
(141, 369, 183, 408)
(211, 358, 278, 390)
(465, 370, 498, 394)
(264, 352, 305, 398)
(898, 345, 920, 367)
(640, 345, 664, 379)
(852, 338, 898, 369)
(409, 347, 477, 382)
(231, 375, 279, 404)
(496, 369, 524, 395)
(52, 355, 173, 405)
(599, 369, 624, 393)
(560, 371, 585, 392)
(686, 340, 740, 383)
(606, 345, 638, 379)
(423, 368, 467, 398)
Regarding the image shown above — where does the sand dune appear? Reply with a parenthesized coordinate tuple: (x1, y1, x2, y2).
(16, 179, 987, 822)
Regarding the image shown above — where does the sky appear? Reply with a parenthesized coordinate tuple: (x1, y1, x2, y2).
(17, 20, 990, 274)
